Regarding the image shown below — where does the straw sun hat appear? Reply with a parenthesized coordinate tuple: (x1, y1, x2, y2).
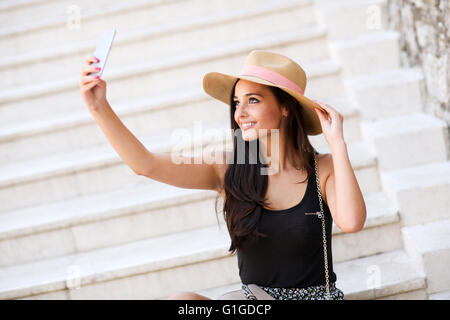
(202, 50, 326, 135)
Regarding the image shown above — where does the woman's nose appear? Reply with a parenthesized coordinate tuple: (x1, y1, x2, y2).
(235, 102, 249, 116)
(235, 109, 248, 122)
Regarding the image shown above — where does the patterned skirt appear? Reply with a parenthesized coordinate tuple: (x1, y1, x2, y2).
(243, 282, 345, 300)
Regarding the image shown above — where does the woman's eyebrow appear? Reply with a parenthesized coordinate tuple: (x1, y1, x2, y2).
(233, 93, 263, 99)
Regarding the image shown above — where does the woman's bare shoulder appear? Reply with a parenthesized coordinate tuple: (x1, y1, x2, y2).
(315, 152, 334, 178)
(315, 152, 334, 203)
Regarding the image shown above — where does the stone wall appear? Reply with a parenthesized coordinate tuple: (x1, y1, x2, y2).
(387, 0, 449, 129)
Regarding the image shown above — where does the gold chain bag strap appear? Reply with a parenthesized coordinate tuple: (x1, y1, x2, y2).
(217, 153, 330, 300)
(312, 152, 331, 300)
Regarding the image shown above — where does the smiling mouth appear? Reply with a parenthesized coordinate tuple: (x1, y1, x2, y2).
(241, 122, 257, 131)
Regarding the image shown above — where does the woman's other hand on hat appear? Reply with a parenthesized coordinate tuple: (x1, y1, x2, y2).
(79, 55, 108, 112)
(312, 100, 345, 149)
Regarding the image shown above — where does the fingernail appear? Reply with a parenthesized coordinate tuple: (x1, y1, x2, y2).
(96, 67, 101, 71)
(95, 75, 100, 79)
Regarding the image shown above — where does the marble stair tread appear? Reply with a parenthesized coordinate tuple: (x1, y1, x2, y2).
(315, 0, 386, 10)
(0, 224, 231, 299)
(0, 118, 229, 187)
(0, 0, 176, 38)
(361, 112, 447, 138)
(0, 0, 314, 69)
(330, 30, 399, 48)
(345, 68, 423, 90)
(380, 160, 450, 190)
(315, 139, 376, 169)
(401, 218, 450, 255)
(0, 181, 216, 240)
(196, 249, 426, 300)
(0, 88, 204, 142)
(429, 290, 450, 300)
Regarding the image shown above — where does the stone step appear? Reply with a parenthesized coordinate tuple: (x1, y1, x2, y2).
(0, 123, 378, 213)
(0, 0, 123, 29)
(0, 28, 339, 125)
(0, 182, 401, 267)
(0, 0, 321, 89)
(402, 218, 450, 295)
(0, 0, 293, 58)
(0, 224, 237, 299)
(429, 290, 450, 300)
(0, 118, 231, 213)
(0, 183, 220, 267)
(315, 0, 388, 41)
(197, 250, 427, 300)
(345, 68, 425, 121)
(361, 112, 448, 171)
(380, 161, 450, 226)
(329, 30, 400, 77)
(0, 221, 418, 300)
(0, 88, 228, 165)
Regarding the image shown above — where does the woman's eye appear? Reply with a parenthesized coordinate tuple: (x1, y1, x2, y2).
(233, 98, 258, 106)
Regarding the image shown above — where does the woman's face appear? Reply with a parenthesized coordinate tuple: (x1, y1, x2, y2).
(233, 79, 287, 142)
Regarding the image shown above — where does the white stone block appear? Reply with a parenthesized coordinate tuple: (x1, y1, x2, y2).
(361, 113, 448, 171)
(0, 228, 75, 267)
(68, 256, 239, 299)
(402, 219, 450, 294)
(330, 31, 400, 77)
(345, 68, 425, 121)
(380, 161, 450, 226)
(316, 0, 388, 41)
(375, 288, 428, 300)
(429, 290, 450, 300)
(335, 250, 425, 300)
(18, 289, 70, 300)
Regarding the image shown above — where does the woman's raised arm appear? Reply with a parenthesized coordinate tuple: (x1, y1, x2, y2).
(79, 55, 226, 192)
(138, 150, 228, 191)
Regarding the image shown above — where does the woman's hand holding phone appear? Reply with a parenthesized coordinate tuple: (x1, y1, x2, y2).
(79, 29, 115, 112)
(79, 55, 107, 111)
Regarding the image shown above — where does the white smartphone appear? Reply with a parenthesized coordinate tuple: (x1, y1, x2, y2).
(88, 29, 116, 77)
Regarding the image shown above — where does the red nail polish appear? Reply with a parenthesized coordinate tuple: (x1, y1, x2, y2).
(95, 75, 100, 79)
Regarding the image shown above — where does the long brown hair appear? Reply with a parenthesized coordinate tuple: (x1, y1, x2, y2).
(215, 79, 319, 255)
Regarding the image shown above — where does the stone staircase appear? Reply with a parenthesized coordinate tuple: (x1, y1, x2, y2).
(0, 0, 448, 300)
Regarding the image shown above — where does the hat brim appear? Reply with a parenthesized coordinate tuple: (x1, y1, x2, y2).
(203, 71, 325, 136)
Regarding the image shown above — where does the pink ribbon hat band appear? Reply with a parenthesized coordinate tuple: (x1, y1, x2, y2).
(238, 65, 305, 96)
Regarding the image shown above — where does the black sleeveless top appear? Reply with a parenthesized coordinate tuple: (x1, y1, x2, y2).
(237, 157, 337, 288)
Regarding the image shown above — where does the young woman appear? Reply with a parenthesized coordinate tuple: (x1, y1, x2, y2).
(79, 50, 366, 300)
